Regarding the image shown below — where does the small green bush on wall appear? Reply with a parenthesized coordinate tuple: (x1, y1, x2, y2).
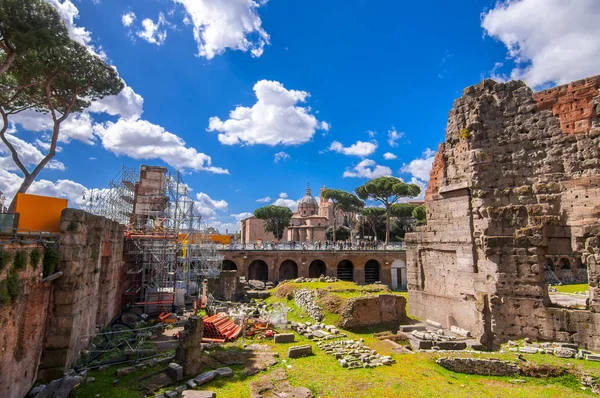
(30, 248, 41, 270)
(0, 249, 11, 272)
(43, 245, 60, 278)
(6, 271, 20, 301)
(13, 251, 27, 271)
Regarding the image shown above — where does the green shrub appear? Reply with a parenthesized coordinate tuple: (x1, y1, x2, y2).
(43, 245, 60, 277)
(0, 249, 11, 272)
(30, 248, 41, 270)
(6, 271, 20, 301)
(13, 251, 27, 270)
(0, 280, 9, 305)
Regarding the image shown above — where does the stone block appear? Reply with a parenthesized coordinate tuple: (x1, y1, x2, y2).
(399, 324, 427, 332)
(426, 319, 443, 329)
(450, 326, 471, 337)
(193, 371, 216, 386)
(435, 341, 467, 350)
(164, 391, 177, 398)
(417, 340, 434, 350)
(214, 367, 233, 377)
(116, 366, 136, 376)
(585, 354, 600, 362)
(182, 392, 216, 398)
(288, 345, 313, 358)
(553, 347, 576, 358)
(518, 346, 539, 354)
(274, 333, 295, 343)
(186, 380, 197, 389)
(166, 363, 183, 381)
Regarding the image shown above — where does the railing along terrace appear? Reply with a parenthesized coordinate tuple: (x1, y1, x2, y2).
(209, 241, 407, 251)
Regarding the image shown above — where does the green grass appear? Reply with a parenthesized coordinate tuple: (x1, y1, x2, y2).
(554, 284, 589, 294)
(73, 287, 600, 398)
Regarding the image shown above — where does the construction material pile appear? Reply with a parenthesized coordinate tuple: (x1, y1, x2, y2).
(202, 313, 242, 343)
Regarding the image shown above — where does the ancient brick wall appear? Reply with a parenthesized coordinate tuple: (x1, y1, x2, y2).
(0, 243, 52, 398)
(406, 75, 600, 349)
(38, 209, 124, 381)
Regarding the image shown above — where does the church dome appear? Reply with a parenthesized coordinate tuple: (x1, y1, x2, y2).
(298, 185, 318, 207)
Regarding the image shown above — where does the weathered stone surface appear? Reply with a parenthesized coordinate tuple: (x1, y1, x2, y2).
(116, 366, 136, 376)
(339, 294, 407, 330)
(166, 363, 183, 381)
(406, 75, 600, 350)
(294, 289, 324, 321)
(274, 333, 295, 343)
(288, 345, 313, 358)
(553, 347, 576, 358)
(175, 316, 204, 376)
(182, 392, 217, 398)
(214, 367, 233, 377)
(436, 358, 521, 376)
(194, 371, 217, 385)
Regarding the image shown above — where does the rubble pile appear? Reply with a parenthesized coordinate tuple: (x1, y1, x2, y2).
(294, 289, 324, 321)
(290, 321, 345, 341)
(506, 340, 600, 361)
(293, 276, 339, 283)
(317, 339, 395, 369)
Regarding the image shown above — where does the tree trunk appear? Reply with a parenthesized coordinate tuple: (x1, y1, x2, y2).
(0, 49, 16, 76)
(7, 118, 63, 213)
(385, 205, 391, 245)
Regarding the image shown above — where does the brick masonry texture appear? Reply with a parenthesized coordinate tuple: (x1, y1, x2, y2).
(406, 75, 600, 350)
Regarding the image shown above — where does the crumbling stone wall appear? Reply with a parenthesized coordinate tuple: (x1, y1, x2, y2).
(339, 294, 407, 330)
(0, 243, 52, 398)
(39, 209, 124, 380)
(407, 75, 600, 349)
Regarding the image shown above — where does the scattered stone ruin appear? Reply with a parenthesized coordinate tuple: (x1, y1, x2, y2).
(406, 75, 600, 349)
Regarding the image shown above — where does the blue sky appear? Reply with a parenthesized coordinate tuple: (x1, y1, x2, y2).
(2, 0, 599, 232)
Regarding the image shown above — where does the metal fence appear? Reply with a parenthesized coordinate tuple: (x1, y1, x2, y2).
(213, 241, 406, 251)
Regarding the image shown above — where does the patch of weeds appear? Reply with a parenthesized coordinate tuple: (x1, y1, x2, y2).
(7, 270, 20, 301)
(0, 249, 12, 272)
(306, 381, 321, 396)
(13, 250, 27, 270)
(459, 128, 471, 139)
(30, 248, 41, 270)
(0, 280, 10, 305)
(43, 245, 60, 277)
(67, 221, 78, 232)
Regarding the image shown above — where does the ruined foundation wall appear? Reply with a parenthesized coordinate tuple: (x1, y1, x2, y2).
(407, 75, 600, 349)
(39, 209, 125, 381)
(0, 243, 52, 398)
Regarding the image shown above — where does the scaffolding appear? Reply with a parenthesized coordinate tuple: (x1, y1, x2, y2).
(91, 164, 223, 313)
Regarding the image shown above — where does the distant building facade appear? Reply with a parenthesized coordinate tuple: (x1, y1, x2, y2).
(240, 185, 346, 243)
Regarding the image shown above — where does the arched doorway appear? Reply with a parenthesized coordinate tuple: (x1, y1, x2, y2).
(279, 260, 298, 281)
(222, 260, 237, 271)
(248, 260, 268, 281)
(337, 260, 354, 281)
(309, 260, 327, 278)
(560, 258, 571, 270)
(364, 260, 380, 284)
(391, 259, 406, 290)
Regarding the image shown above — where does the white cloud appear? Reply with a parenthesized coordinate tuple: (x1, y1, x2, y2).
(0, 134, 66, 172)
(194, 192, 228, 219)
(137, 13, 168, 45)
(481, 0, 600, 87)
(45, 0, 105, 58)
(383, 152, 397, 160)
(10, 110, 95, 145)
(279, 192, 288, 199)
(272, 197, 298, 211)
(367, 130, 376, 138)
(122, 11, 136, 27)
(0, 169, 91, 208)
(400, 148, 435, 182)
(206, 219, 240, 234)
(387, 128, 404, 147)
(207, 80, 328, 146)
(94, 118, 229, 174)
(89, 84, 144, 120)
(172, 0, 270, 59)
(232, 212, 253, 221)
(256, 196, 271, 202)
(343, 159, 392, 179)
(329, 140, 377, 157)
(274, 151, 290, 163)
